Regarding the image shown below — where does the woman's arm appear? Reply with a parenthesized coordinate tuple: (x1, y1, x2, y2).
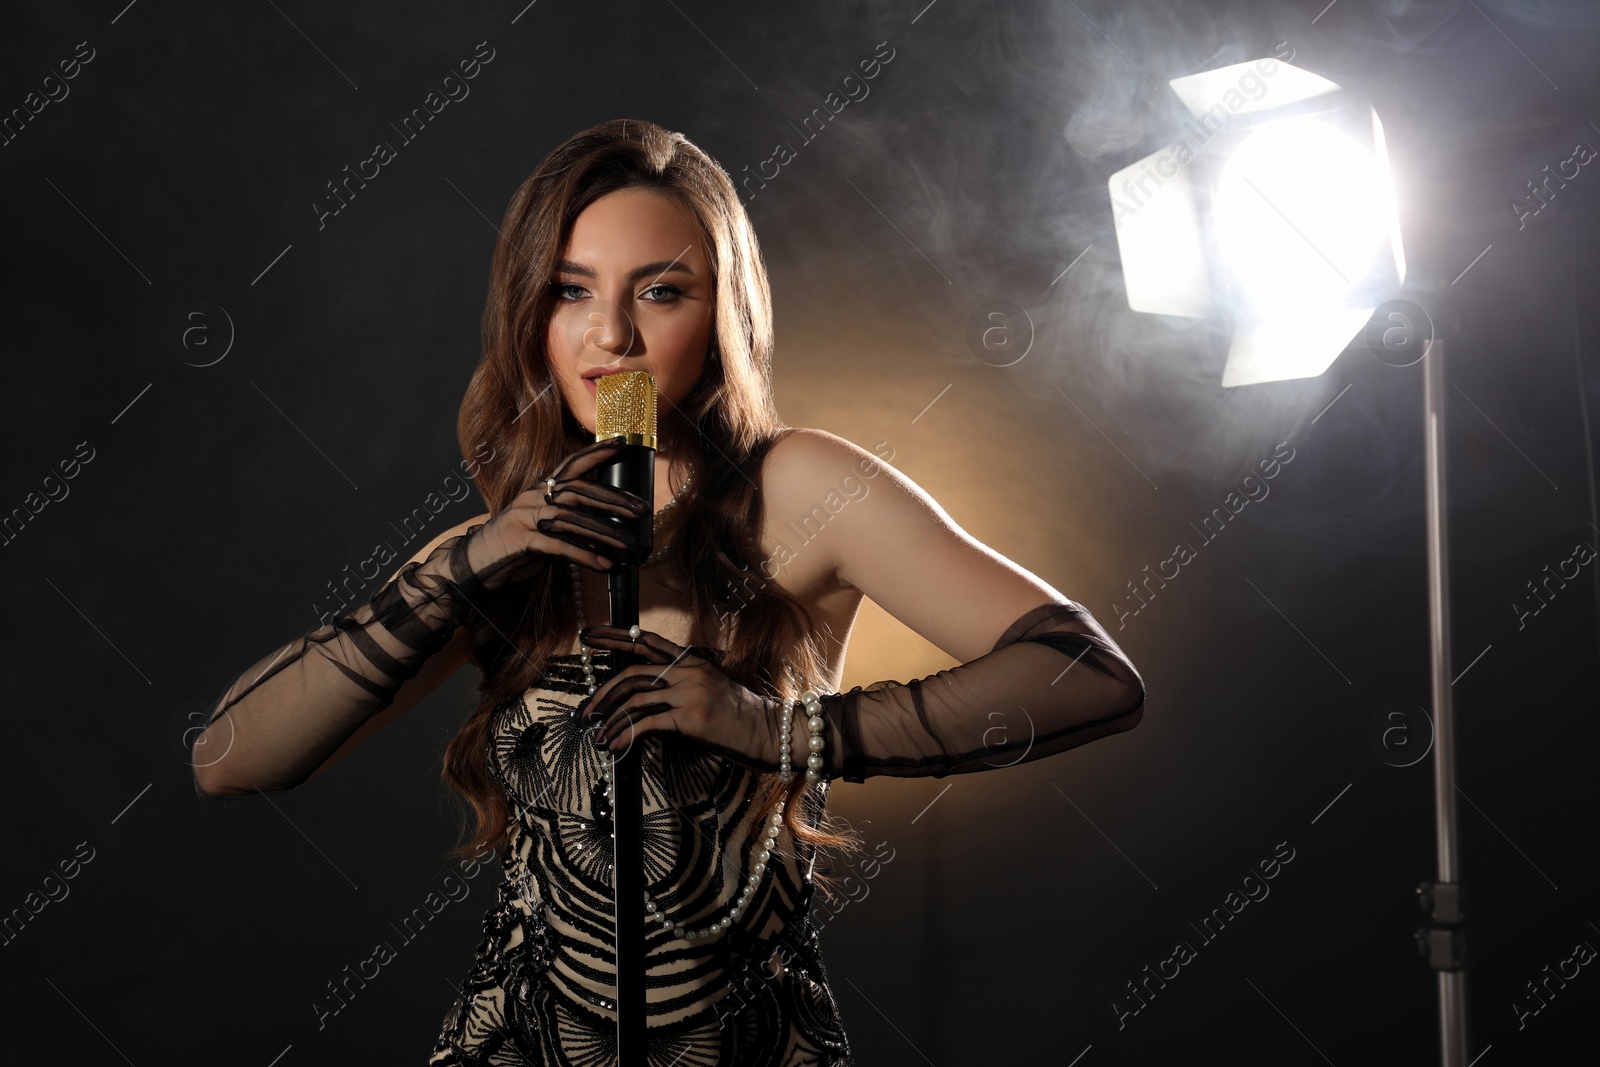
(190, 516, 488, 797)
(766, 429, 1145, 780)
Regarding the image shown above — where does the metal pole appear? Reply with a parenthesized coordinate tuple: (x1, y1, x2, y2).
(601, 442, 652, 1065)
(1422, 336, 1470, 1066)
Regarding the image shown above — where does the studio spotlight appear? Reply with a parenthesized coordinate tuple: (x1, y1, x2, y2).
(1109, 58, 1405, 387)
(1108, 58, 1481, 1067)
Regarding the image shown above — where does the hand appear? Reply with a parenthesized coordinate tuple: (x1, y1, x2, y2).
(580, 625, 784, 771)
(463, 437, 651, 591)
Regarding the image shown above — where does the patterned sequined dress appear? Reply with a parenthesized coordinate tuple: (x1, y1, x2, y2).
(427, 648, 852, 1066)
(197, 510, 1145, 1063)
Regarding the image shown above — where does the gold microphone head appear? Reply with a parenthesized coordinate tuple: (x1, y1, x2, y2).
(594, 371, 657, 449)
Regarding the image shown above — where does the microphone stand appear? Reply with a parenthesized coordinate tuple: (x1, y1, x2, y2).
(1417, 332, 1471, 1065)
(598, 435, 653, 1066)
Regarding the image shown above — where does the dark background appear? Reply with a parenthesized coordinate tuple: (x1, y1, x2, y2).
(2, 0, 1597, 1063)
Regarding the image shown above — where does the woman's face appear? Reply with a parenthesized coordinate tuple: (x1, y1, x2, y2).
(545, 187, 716, 439)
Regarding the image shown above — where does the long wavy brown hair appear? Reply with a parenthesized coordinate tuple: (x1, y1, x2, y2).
(443, 118, 856, 871)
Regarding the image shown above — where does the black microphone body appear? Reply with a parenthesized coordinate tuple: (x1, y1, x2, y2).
(594, 413, 655, 1066)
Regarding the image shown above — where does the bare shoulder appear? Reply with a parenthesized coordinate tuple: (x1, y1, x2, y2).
(760, 426, 900, 500)
(761, 425, 954, 538)
(760, 427, 1073, 662)
(756, 427, 905, 599)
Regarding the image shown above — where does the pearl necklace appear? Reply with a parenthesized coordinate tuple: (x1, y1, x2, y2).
(567, 462, 789, 942)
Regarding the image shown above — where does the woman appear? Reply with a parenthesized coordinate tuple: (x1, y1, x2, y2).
(192, 118, 1146, 1066)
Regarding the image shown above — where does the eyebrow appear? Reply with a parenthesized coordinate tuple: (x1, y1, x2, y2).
(554, 259, 697, 282)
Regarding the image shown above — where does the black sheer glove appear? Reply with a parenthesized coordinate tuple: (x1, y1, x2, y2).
(462, 436, 651, 589)
(812, 601, 1146, 781)
(191, 531, 484, 795)
(193, 436, 651, 796)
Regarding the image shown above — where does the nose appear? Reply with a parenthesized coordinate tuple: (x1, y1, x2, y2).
(581, 302, 637, 360)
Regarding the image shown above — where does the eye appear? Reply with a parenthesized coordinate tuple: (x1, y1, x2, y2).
(550, 282, 586, 301)
(641, 284, 683, 302)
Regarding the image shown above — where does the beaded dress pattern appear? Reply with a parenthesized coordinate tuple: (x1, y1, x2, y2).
(195, 442, 1145, 1064)
(427, 645, 851, 1067)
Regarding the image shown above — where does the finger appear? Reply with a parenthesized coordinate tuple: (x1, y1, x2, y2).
(515, 481, 643, 525)
(551, 478, 650, 518)
(540, 511, 633, 556)
(514, 521, 617, 572)
(542, 494, 649, 550)
(602, 701, 680, 752)
(520, 524, 617, 573)
(588, 670, 675, 725)
(580, 626, 691, 664)
(550, 483, 649, 524)
(557, 437, 627, 478)
(536, 513, 633, 554)
(596, 685, 675, 739)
